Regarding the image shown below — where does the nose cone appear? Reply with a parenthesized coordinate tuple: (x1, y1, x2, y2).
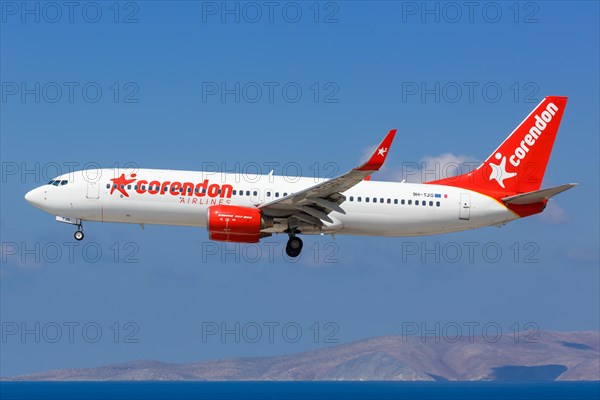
(25, 187, 44, 208)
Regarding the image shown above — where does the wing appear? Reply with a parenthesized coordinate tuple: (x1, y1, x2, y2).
(259, 129, 397, 231)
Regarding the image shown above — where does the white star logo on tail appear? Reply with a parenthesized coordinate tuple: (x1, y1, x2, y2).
(378, 147, 388, 157)
(489, 153, 517, 189)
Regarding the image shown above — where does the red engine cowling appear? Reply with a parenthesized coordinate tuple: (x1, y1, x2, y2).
(207, 205, 271, 243)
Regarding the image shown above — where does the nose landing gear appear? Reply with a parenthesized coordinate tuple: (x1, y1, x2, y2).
(285, 235, 303, 258)
(74, 225, 84, 241)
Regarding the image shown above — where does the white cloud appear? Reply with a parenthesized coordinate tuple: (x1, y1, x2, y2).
(537, 201, 569, 224)
(0, 242, 43, 279)
(359, 144, 379, 165)
(421, 153, 478, 172)
(419, 153, 479, 182)
(373, 153, 479, 183)
(565, 247, 600, 264)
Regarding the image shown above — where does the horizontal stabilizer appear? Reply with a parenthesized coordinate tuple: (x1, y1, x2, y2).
(502, 183, 578, 205)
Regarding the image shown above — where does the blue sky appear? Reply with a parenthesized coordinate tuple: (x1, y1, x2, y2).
(1, 1, 598, 376)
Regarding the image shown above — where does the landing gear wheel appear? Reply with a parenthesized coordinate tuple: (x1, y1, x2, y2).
(74, 230, 84, 241)
(286, 236, 303, 258)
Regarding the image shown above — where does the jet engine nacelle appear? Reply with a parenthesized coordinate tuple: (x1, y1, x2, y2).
(207, 205, 272, 243)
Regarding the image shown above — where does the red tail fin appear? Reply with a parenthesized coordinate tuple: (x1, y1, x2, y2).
(427, 96, 568, 199)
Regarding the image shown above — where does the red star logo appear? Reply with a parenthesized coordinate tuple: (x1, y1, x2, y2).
(110, 173, 137, 197)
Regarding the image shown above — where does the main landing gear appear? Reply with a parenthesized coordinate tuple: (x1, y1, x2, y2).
(74, 224, 84, 241)
(286, 235, 303, 258)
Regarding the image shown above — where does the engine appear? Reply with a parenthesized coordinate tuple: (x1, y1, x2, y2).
(207, 205, 273, 243)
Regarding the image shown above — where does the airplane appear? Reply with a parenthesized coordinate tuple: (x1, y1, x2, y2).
(25, 96, 576, 258)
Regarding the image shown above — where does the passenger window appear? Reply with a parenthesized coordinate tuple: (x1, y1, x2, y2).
(408, 200, 412, 205)
(106, 184, 110, 189)
(266, 192, 271, 197)
(366, 197, 370, 203)
(401, 199, 405, 205)
(387, 199, 391, 204)
(283, 193, 288, 197)
(415, 200, 419, 205)
(380, 198, 384, 203)
(275, 192, 280, 197)
(233, 190, 237, 195)
(127, 185, 131, 190)
(422, 201, 427, 206)
(436, 201, 441, 207)
(253, 191, 258, 196)
(429, 201, 433, 206)
(358, 197, 362, 202)
(394, 199, 398, 204)
(349, 196, 354, 202)
(246, 191, 251, 196)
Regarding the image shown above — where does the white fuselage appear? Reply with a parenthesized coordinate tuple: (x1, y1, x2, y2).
(25, 168, 519, 237)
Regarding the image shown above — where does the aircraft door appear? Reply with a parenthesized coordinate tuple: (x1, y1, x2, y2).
(459, 193, 471, 220)
(86, 180, 100, 199)
(84, 168, 102, 200)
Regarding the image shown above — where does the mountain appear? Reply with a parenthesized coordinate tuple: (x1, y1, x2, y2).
(4, 331, 599, 381)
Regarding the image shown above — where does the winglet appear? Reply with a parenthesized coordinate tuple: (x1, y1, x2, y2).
(356, 129, 397, 172)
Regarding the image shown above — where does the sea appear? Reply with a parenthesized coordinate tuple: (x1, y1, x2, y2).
(1, 382, 599, 400)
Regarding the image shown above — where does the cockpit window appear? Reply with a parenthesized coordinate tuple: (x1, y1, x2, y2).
(48, 179, 68, 186)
